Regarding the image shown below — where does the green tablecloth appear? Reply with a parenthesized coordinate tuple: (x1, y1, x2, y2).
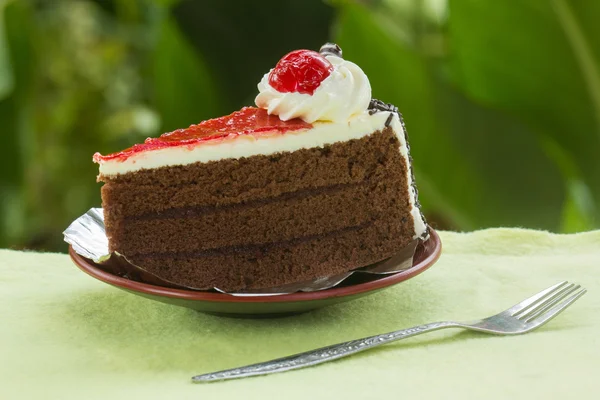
(1, 228, 599, 399)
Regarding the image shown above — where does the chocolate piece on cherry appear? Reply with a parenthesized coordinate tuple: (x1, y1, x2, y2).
(319, 43, 343, 58)
(268, 50, 333, 95)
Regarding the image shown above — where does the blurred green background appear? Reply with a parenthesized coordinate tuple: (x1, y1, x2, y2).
(1, 0, 599, 252)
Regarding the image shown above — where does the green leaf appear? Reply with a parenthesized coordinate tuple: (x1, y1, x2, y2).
(0, 1, 14, 100)
(560, 179, 595, 232)
(151, 14, 223, 131)
(0, 0, 33, 247)
(152, 0, 181, 8)
(333, 3, 565, 230)
(448, 0, 600, 227)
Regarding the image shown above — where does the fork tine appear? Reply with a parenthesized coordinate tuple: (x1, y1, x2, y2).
(515, 283, 578, 320)
(512, 282, 573, 318)
(524, 288, 586, 327)
(508, 281, 569, 316)
(521, 284, 581, 322)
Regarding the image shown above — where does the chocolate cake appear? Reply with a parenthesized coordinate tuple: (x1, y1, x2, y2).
(93, 43, 428, 291)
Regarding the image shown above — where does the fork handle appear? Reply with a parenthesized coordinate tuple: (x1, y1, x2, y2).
(192, 321, 458, 382)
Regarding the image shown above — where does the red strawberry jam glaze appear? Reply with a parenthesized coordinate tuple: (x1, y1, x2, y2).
(94, 107, 312, 163)
(268, 50, 333, 95)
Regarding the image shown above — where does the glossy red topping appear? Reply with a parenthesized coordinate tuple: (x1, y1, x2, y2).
(268, 50, 333, 95)
(94, 107, 312, 163)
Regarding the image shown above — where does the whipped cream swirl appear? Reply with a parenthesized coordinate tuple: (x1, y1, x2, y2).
(255, 55, 371, 123)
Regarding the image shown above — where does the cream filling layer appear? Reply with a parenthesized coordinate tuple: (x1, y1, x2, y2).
(97, 111, 427, 239)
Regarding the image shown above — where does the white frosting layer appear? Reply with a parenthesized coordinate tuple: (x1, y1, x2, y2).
(97, 111, 427, 240)
(255, 55, 371, 123)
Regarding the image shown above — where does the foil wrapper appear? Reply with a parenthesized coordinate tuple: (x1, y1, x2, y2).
(64, 208, 419, 296)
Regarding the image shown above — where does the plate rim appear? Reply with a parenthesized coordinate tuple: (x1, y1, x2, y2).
(68, 228, 441, 304)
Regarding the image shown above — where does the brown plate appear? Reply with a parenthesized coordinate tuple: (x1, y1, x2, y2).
(69, 228, 441, 317)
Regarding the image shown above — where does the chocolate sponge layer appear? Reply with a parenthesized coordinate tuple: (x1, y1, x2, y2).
(128, 219, 411, 291)
(99, 127, 416, 291)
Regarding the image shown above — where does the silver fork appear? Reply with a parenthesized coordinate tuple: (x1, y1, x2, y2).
(192, 281, 586, 383)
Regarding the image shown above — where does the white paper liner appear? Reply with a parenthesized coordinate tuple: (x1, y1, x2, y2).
(64, 208, 418, 296)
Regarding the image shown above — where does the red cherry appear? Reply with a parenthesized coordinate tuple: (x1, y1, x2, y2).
(268, 50, 333, 95)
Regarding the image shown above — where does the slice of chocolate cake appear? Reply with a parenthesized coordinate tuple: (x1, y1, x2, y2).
(93, 43, 428, 291)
